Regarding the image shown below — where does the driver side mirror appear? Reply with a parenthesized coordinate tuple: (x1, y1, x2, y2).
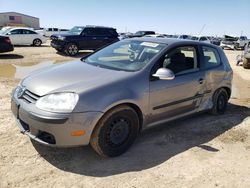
(6, 33, 10, 35)
(152, 68, 175, 80)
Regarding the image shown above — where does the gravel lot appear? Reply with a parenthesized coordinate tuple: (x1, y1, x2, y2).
(0, 43, 250, 188)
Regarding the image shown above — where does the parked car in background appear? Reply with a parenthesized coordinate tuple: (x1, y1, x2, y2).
(220, 35, 238, 50)
(235, 36, 249, 50)
(196, 36, 221, 46)
(177, 35, 193, 40)
(0, 35, 14, 53)
(36, 28, 69, 37)
(12, 38, 232, 157)
(118, 32, 133, 40)
(236, 42, 250, 69)
(130, 31, 156, 38)
(50, 25, 119, 56)
(144, 34, 166, 38)
(2, 27, 47, 46)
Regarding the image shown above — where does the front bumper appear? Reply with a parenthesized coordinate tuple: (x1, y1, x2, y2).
(220, 43, 235, 50)
(50, 40, 66, 50)
(11, 95, 103, 147)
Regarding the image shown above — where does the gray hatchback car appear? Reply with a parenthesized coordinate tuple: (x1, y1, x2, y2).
(11, 38, 232, 157)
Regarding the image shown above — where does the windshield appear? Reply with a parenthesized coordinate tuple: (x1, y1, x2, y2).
(84, 40, 167, 72)
(69, 26, 84, 35)
(0, 28, 11, 35)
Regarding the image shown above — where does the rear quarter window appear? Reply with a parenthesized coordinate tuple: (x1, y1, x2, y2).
(202, 46, 221, 68)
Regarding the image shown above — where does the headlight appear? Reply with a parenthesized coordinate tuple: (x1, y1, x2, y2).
(36, 93, 79, 113)
(58, 36, 65, 40)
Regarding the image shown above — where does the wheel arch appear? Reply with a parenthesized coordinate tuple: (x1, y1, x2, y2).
(95, 102, 144, 132)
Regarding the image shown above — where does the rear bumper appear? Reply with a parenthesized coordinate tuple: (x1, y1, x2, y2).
(220, 43, 235, 50)
(11, 97, 103, 147)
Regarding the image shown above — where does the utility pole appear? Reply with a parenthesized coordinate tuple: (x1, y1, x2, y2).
(198, 24, 206, 36)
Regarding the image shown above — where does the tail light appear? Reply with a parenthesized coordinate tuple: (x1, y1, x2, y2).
(4, 37, 11, 44)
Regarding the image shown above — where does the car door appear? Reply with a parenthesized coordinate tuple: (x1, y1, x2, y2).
(99, 28, 118, 47)
(148, 45, 206, 124)
(22, 29, 38, 44)
(79, 28, 102, 50)
(7, 29, 23, 45)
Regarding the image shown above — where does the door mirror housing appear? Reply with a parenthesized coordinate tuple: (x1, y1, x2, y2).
(152, 68, 175, 80)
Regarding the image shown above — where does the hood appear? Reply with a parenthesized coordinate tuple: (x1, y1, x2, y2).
(51, 32, 77, 39)
(22, 60, 133, 96)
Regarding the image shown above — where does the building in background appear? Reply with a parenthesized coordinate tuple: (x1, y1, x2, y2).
(0, 12, 40, 29)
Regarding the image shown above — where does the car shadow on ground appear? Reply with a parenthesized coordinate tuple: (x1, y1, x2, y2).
(32, 102, 250, 177)
(56, 51, 93, 58)
(0, 54, 24, 59)
(14, 45, 50, 48)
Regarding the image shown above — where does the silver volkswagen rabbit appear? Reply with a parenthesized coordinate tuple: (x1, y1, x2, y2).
(11, 38, 232, 157)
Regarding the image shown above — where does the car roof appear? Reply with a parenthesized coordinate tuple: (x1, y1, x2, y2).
(125, 37, 220, 49)
(74, 25, 116, 29)
(8, 27, 35, 31)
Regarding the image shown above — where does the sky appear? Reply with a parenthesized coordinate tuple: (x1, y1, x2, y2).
(0, 0, 249, 37)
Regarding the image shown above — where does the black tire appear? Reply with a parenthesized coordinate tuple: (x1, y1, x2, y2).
(243, 58, 250, 69)
(65, 43, 79, 56)
(90, 105, 139, 157)
(210, 88, 229, 115)
(33, 39, 42, 46)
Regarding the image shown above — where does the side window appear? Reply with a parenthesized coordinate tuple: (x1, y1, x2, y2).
(202, 46, 220, 68)
(10, 29, 22, 35)
(23, 30, 37, 34)
(84, 28, 97, 36)
(53, 28, 58, 32)
(162, 46, 198, 75)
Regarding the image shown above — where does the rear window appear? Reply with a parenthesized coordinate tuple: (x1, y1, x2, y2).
(202, 46, 221, 68)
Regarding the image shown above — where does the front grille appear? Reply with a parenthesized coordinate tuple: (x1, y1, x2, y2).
(22, 90, 40, 103)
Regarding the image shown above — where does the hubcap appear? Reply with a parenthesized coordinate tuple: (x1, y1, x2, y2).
(108, 118, 130, 147)
(68, 45, 78, 55)
(34, 40, 41, 46)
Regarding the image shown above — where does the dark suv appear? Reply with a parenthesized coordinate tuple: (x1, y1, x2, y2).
(50, 26, 119, 56)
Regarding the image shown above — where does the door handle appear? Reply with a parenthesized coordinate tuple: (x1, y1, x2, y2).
(198, 78, 204, 84)
(92, 37, 97, 39)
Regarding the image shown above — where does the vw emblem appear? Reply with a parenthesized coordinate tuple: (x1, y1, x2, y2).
(17, 87, 26, 98)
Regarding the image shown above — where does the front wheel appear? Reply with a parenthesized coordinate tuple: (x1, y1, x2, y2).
(90, 105, 139, 157)
(210, 88, 229, 115)
(65, 43, 79, 56)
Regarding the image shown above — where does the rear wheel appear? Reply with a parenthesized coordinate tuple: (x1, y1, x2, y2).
(90, 105, 139, 157)
(210, 88, 229, 115)
(65, 43, 79, 56)
(33, 39, 42, 46)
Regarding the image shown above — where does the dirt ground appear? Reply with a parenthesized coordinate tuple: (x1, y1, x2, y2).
(0, 43, 250, 188)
